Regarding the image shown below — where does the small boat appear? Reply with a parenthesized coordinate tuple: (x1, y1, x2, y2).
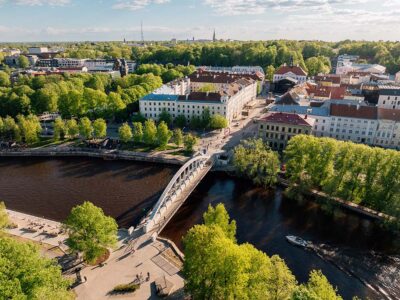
(286, 235, 310, 248)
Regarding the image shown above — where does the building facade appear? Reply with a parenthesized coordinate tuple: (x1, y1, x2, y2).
(139, 72, 257, 125)
(258, 113, 314, 150)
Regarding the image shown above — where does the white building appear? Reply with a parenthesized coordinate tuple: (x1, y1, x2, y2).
(273, 64, 307, 83)
(336, 62, 386, 75)
(140, 75, 257, 125)
(28, 47, 49, 55)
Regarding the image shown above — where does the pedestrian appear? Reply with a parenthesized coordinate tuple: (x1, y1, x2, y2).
(147, 272, 150, 279)
(84, 276, 87, 283)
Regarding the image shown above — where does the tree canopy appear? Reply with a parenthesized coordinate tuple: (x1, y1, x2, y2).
(182, 204, 341, 300)
(64, 201, 118, 263)
(233, 138, 280, 188)
(0, 236, 73, 300)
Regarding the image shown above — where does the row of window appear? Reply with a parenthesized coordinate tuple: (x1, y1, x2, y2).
(259, 124, 306, 134)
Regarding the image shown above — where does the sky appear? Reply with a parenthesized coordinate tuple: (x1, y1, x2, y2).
(0, 0, 399, 42)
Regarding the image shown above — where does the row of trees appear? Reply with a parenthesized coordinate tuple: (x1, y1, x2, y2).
(284, 135, 400, 222)
(118, 120, 198, 152)
(0, 72, 163, 120)
(54, 117, 106, 141)
(135, 63, 196, 83)
(158, 108, 228, 130)
(0, 114, 41, 144)
(183, 203, 342, 299)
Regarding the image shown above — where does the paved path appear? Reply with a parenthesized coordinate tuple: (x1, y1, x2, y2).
(74, 239, 184, 300)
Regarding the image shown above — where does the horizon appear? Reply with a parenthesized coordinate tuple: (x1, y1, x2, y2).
(0, 0, 399, 42)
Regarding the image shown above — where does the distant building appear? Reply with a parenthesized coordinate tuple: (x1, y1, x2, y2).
(333, 54, 359, 74)
(336, 62, 386, 75)
(28, 47, 49, 55)
(258, 112, 314, 150)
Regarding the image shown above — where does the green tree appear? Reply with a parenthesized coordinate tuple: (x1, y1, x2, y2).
(79, 117, 93, 140)
(17, 114, 41, 144)
(0, 201, 9, 229)
(157, 121, 172, 149)
(92, 118, 107, 139)
(18, 55, 30, 68)
(183, 204, 298, 300)
(0, 71, 10, 87)
(132, 122, 143, 143)
(292, 270, 342, 300)
(65, 119, 79, 138)
(172, 128, 183, 147)
(233, 138, 280, 188)
(2, 116, 20, 141)
(118, 122, 133, 143)
(183, 133, 198, 153)
(143, 119, 157, 145)
(0, 236, 73, 299)
(158, 109, 172, 125)
(53, 117, 66, 141)
(64, 201, 118, 263)
(203, 203, 236, 241)
(198, 83, 216, 92)
(175, 114, 187, 128)
(210, 114, 228, 129)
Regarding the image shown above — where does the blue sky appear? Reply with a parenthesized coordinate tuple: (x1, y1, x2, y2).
(0, 0, 399, 42)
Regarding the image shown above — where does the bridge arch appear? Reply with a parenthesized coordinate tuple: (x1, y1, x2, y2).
(144, 154, 211, 233)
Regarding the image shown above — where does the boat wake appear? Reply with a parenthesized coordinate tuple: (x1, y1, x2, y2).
(312, 243, 400, 300)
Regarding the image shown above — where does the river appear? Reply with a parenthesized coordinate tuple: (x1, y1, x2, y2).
(0, 157, 399, 299)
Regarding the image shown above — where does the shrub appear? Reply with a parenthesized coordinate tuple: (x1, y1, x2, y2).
(112, 283, 140, 294)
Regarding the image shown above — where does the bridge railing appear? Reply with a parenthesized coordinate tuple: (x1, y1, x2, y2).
(144, 154, 211, 232)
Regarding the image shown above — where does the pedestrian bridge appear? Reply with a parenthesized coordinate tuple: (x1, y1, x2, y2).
(143, 154, 213, 234)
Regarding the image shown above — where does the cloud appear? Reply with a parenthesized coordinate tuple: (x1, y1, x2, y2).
(202, 0, 368, 15)
(112, 0, 170, 10)
(14, 0, 70, 5)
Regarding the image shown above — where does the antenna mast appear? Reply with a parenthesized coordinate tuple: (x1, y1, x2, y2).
(141, 21, 144, 44)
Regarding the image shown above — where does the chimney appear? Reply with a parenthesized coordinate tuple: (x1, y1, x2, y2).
(186, 94, 189, 100)
(206, 91, 209, 97)
(305, 114, 308, 119)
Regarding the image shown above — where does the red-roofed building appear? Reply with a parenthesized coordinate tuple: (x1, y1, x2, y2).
(273, 64, 307, 84)
(258, 112, 314, 150)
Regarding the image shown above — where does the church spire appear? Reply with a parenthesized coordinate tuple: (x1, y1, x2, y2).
(213, 29, 216, 42)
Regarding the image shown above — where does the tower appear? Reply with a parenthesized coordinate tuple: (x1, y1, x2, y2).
(213, 29, 216, 42)
(290, 56, 294, 67)
(141, 21, 144, 44)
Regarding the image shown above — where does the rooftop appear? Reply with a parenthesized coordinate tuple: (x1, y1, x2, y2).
(330, 103, 377, 120)
(275, 65, 307, 76)
(261, 112, 313, 126)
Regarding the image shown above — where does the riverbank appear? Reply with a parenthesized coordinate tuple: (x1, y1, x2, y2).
(0, 147, 188, 166)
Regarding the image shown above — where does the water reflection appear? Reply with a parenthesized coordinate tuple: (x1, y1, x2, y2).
(0, 157, 177, 228)
(161, 172, 400, 300)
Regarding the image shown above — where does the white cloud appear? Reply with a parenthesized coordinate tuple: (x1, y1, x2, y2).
(112, 0, 170, 10)
(14, 0, 70, 5)
(202, 0, 368, 15)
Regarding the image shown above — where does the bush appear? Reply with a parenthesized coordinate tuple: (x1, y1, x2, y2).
(112, 283, 140, 294)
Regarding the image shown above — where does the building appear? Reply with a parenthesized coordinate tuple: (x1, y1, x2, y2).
(139, 74, 257, 125)
(258, 112, 314, 150)
(273, 64, 307, 83)
(336, 62, 386, 75)
(395, 71, 400, 84)
(376, 85, 400, 109)
(273, 63, 307, 94)
(28, 47, 49, 55)
(333, 54, 359, 74)
(375, 108, 400, 148)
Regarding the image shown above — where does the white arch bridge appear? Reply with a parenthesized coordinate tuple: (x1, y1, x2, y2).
(143, 154, 213, 235)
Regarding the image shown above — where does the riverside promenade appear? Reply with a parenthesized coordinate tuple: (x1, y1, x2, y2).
(0, 146, 188, 166)
(5, 209, 185, 299)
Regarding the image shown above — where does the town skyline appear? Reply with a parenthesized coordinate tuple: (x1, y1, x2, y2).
(0, 0, 399, 42)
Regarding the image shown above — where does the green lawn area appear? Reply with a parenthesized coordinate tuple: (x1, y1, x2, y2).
(119, 142, 180, 153)
(29, 137, 72, 148)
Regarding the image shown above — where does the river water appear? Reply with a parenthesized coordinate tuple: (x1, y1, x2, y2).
(0, 157, 399, 299)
